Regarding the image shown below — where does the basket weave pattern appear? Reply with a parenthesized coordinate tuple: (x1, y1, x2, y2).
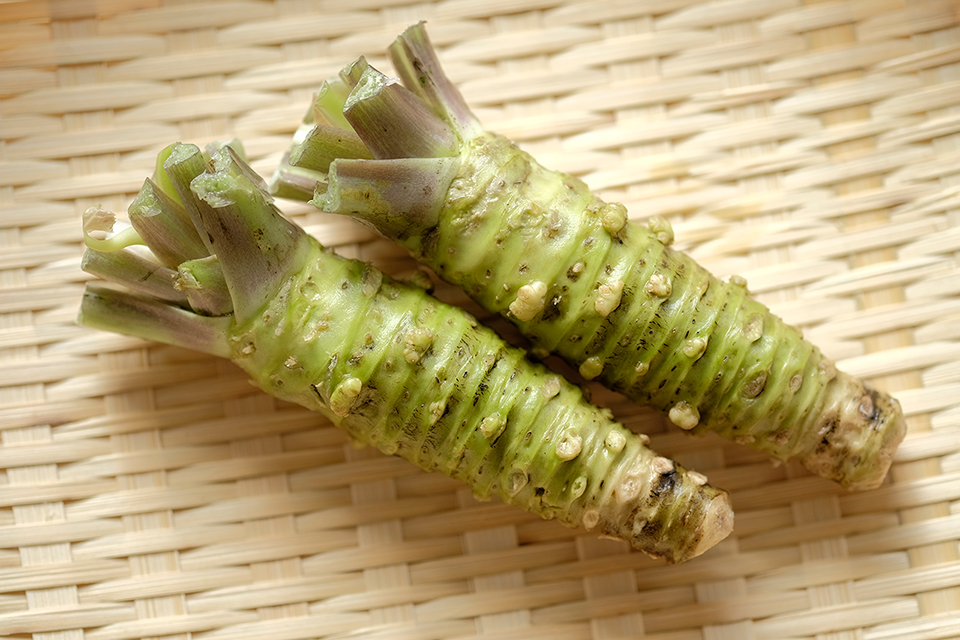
(2, 1, 960, 638)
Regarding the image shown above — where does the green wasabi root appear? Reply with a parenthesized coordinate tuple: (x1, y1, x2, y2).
(418, 134, 905, 492)
(236, 233, 732, 562)
(273, 23, 906, 491)
(77, 143, 733, 563)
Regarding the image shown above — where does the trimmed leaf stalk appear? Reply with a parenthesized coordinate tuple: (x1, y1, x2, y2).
(272, 23, 906, 491)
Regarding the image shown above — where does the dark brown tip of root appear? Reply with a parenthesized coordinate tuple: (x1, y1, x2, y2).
(628, 470, 734, 564)
(799, 374, 907, 491)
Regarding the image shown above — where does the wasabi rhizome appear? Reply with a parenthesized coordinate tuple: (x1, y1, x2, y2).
(78, 142, 733, 564)
(273, 23, 906, 491)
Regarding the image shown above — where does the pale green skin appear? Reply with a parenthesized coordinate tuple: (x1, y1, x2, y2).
(227, 238, 731, 563)
(354, 133, 906, 490)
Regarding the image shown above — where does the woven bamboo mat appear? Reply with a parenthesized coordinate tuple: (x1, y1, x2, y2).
(2, 0, 960, 638)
